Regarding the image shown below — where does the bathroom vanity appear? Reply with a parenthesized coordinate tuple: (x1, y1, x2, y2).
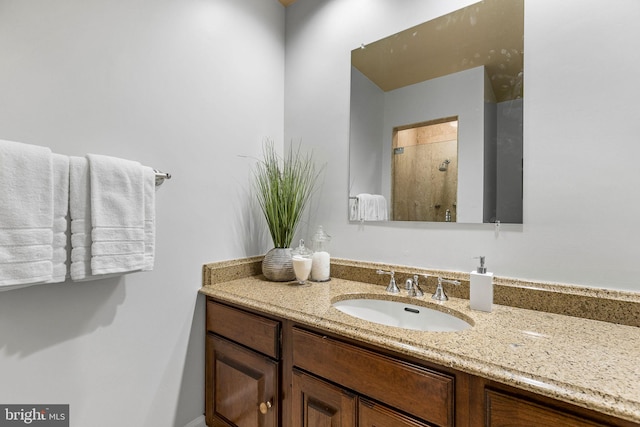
(200, 257, 640, 427)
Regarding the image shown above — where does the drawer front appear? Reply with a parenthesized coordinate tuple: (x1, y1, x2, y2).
(359, 398, 431, 427)
(207, 300, 280, 359)
(292, 328, 454, 427)
(485, 389, 603, 427)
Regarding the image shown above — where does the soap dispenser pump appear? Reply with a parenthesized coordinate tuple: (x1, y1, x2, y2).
(470, 256, 493, 312)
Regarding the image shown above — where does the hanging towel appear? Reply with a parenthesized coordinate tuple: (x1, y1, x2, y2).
(372, 195, 388, 221)
(355, 193, 388, 221)
(46, 154, 70, 283)
(86, 154, 145, 275)
(69, 156, 94, 281)
(0, 139, 54, 288)
(356, 193, 375, 221)
(142, 166, 156, 271)
(69, 156, 125, 281)
(349, 198, 358, 221)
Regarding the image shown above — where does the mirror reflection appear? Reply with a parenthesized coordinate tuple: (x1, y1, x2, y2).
(349, 0, 524, 224)
(393, 117, 459, 222)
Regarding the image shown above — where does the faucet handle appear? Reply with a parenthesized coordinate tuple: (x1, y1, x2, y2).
(432, 277, 460, 301)
(377, 269, 399, 294)
(440, 277, 460, 286)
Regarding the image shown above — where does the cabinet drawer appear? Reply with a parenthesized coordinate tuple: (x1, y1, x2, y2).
(359, 398, 432, 427)
(292, 327, 454, 427)
(485, 389, 603, 427)
(207, 300, 280, 359)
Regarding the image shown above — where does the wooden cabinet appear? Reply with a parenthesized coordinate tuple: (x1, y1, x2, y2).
(206, 335, 278, 427)
(292, 369, 356, 427)
(291, 369, 431, 427)
(478, 386, 638, 427)
(359, 398, 432, 427)
(205, 297, 639, 427)
(292, 327, 453, 426)
(206, 301, 281, 427)
(291, 327, 453, 427)
(484, 389, 602, 427)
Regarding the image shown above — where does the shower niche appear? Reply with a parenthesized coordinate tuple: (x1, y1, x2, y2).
(392, 117, 458, 222)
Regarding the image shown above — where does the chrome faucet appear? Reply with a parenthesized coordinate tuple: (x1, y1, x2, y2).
(407, 274, 427, 297)
(377, 269, 399, 293)
(432, 277, 460, 301)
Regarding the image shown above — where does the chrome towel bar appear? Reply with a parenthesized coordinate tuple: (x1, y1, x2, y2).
(154, 170, 172, 186)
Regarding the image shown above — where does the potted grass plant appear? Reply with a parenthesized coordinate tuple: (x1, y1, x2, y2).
(254, 140, 321, 281)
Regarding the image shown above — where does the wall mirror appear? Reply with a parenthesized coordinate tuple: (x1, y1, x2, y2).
(348, 0, 524, 224)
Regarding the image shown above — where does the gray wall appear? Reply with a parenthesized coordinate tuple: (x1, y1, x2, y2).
(349, 68, 384, 196)
(0, 0, 284, 425)
(285, 0, 640, 291)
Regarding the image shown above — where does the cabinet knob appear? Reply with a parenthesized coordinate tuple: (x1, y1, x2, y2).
(259, 400, 272, 415)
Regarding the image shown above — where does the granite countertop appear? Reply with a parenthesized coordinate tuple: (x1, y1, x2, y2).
(200, 273, 640, 424)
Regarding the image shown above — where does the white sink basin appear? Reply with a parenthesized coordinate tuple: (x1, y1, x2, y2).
(332, 298, 472, 332)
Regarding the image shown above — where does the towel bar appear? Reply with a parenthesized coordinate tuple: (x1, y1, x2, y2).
(154, 170, 172, 186)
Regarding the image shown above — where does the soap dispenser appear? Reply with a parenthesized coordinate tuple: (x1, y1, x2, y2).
(470, 256, 493, 312)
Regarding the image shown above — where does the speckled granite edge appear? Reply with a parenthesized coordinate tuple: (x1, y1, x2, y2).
(203, 256, 640, 327)
(202, 256, 262, 285)
(330, 258, 640, 328)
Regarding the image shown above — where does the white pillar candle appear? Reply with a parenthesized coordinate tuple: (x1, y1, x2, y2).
(311, 251, 330, 281)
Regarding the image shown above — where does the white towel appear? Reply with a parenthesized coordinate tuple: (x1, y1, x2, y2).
(87, 154, 145, 275)
(373, 195, 388, 221)
(46, 154, 70, 283)
(355, 193, 388, 221)
(69, 156, 93, 281)
(142, 166, 156, 271)
(69, 156, 119, 281)
(0, 139, 54, 288)
(355, 193, 367, 220)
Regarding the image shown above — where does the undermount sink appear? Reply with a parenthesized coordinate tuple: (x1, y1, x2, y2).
(332, 298, 472, 332)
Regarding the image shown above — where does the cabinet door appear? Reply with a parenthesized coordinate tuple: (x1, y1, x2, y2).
(485, 389, 604, 427)
(292, 369, 356, 427)
(206, 335, 278, 427)
(358, 398, 431, 427)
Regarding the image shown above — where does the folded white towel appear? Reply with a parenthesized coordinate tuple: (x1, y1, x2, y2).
(142, 167, 155, 271)
(355, 193, 388, 221)
(349, 198, 358, 221)
(356, 193, 372, 221)
(87, 154, 145, 275)
(69, 156, 93, 281)
(69, 156, 120, 281)
(0, 139, 54, 287)
(373, 194, 388, 221)
(47, 154, 70, 283)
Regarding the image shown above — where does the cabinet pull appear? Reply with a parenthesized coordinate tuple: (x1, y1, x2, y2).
(259, 400, 273, 415)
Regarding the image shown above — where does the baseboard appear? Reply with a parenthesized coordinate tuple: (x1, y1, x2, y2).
(183, 415, 206, 427)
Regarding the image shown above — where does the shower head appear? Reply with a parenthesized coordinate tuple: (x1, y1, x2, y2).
(438, 159, 450, 171)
